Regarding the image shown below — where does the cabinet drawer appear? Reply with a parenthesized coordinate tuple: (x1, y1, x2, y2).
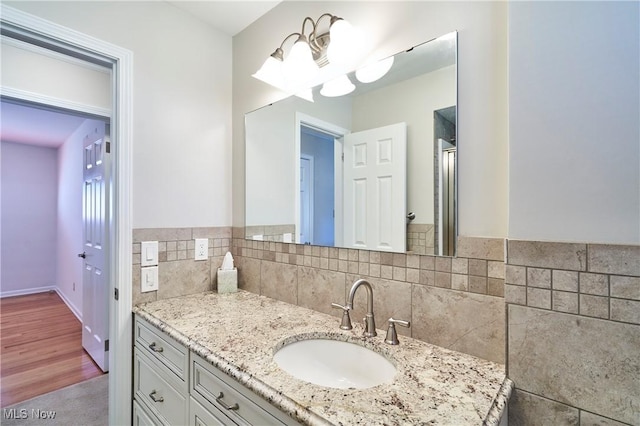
(135, 316, 188, 381)
(191, 354, 293, 426)
(133, 399, 162, 426)
(134, 348, 188, 425)
(190, 396, 230, 426)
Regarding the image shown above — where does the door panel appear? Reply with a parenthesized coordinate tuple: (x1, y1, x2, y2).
(82, 124, 110, 372)
(343, 123, 407, 252)
(353, 178, 367, 246)
(377, 175, 393, 249)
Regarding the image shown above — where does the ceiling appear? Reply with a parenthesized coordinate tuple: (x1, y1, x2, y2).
(166, 1, 281, 37)
(1, 1, 281, 149)
(0, 101, 89, 148)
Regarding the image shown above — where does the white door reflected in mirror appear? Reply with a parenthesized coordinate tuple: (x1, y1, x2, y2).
(343, 122, 406, 252)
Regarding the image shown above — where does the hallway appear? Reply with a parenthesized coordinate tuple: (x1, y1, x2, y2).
(0, 292, 104, 407)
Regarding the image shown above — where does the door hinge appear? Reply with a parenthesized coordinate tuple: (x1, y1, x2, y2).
(114, 288, 119, 301)
(106, 141, 111, 154)
(105, 339, 109, 352)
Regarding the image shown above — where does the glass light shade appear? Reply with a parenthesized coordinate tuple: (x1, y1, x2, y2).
(320, 74, 355, 97)
(356, 56, 395, 83)
(282, 39, 319, 87)
(327, 19, 364, 66)
(295, 88, 314, 102)
(252, 55, 284, 88)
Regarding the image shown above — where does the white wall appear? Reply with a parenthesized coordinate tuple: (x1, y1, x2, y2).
(0, 36, 111, 111)
(245, 98, 297, 226)
(234, 1, 508, 239)
(56, 118, 105, 317)
(245, 94, 352, 226)
(508, 1, 640, 244)
(1, 142, 58, 296)
(8, 1, 233, 229)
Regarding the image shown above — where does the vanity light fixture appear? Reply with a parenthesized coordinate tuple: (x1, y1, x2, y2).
(252, 13, 364, 95)
(320, 74, 355, 97)
(356, 56, 395, 83)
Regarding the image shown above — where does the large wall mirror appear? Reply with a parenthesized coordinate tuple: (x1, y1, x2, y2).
(245, 31, 457, 255)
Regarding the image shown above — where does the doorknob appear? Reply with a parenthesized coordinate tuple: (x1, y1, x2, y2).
(77, 252, 86, 259)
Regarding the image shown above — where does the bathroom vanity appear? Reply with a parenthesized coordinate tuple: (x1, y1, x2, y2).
(133, 291, 511, 425)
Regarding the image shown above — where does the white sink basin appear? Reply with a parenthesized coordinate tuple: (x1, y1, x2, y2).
(273, 338, 396, 389)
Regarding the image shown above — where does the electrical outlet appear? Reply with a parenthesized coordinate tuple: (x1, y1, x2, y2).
(141, 266, 159, 292)
(195, 238, 208, 260)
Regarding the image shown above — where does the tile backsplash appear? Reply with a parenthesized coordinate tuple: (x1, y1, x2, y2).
(132, 227, 231, 305)
(505, 240, 640, 425)
(505, 241, 639, 324)
(230, 229, 506, 364)
(244, 224, 295, 242)
(406, 223, 434, 254)
(131, 227, 506, 364)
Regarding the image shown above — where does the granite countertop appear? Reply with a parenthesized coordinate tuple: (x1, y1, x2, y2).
(133, 291, 512, 426)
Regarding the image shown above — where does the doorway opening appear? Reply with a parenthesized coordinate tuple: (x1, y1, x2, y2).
(0, 55, 111, 399)
(300, 126, 336, 246)
(294, 113, 349, 247)
(433, 106, 457, 256)
(1, 5, 133, 424)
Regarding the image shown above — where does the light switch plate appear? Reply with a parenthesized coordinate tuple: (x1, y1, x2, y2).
(141, 266, 158, 292)
(194, 238, 208, 261)
(141, 241, 158, 267)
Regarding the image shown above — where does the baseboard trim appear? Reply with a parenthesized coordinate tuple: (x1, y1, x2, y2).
(0, 286, 56, 298)
(55, 288, 83, 321)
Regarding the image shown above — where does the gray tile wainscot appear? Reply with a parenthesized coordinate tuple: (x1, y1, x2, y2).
(133, 290, 511, 425)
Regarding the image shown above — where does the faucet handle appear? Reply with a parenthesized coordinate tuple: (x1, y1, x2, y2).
(384, 318, 410, 345)
(331, 303, 353, 330)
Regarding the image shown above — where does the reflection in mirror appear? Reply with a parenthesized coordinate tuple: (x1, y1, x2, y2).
(245, 31, 457, 255)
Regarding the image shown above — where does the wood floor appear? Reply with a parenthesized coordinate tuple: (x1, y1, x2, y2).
(0, 291, 105, 407)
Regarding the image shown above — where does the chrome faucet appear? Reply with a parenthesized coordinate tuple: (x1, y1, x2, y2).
(331, 279, 377, 337)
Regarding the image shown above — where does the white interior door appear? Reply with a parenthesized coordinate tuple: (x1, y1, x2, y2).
(81, 123, 110, 372)
(300, 155, 314, 244)
(343, 122, 407, 252)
